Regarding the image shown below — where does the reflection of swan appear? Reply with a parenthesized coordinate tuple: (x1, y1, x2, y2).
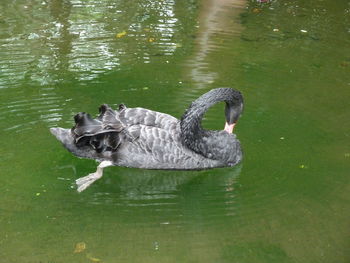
(50, 88, 243, 192)
(83, 166, 242, 209)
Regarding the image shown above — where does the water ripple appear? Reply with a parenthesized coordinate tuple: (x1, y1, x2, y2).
(0, 89, 66, 132)
(0, 0, 182, 87)
(68, 166, 242, 226)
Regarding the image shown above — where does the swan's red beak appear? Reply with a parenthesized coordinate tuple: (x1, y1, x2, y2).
(224, 122, 235, 134)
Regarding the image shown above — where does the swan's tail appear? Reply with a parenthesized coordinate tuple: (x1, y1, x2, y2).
(50, 104, 127, 160)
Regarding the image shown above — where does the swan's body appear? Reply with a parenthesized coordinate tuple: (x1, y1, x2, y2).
(50, 88, 243, 192)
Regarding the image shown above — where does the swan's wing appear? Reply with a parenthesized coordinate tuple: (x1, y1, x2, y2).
(118, 124, 187, 168)
(52, 104, 180, 163)
(119, 107, 178, 130)
(73, 105, 123, 138)
(73, 105, 178, 138)
(71, 105, 130, 153)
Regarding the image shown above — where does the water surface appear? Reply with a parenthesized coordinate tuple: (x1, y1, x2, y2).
(0, 0, 349, 262)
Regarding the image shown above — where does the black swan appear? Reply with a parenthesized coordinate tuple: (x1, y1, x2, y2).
(50, 88, 243, 192)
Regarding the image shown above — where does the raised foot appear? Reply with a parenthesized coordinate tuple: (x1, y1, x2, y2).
(75, 161, 113, 192)
(76, 172, 101, 192)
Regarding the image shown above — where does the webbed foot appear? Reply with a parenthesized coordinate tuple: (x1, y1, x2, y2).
(76, 161, 113, 192)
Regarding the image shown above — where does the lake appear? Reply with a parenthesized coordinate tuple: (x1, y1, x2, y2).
(0, 0, 349, 262)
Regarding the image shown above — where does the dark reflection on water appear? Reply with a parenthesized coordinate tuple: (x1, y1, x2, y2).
(53, 159, 241, 223)
(80, 167, 240, 207)
(73, 168, 242, 233)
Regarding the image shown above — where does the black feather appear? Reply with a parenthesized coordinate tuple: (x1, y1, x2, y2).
(51, 88, 243, 170)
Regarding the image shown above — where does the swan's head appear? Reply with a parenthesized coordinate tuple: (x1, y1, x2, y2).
(224, 91, 243, 134)
(180, 87, 244, 165)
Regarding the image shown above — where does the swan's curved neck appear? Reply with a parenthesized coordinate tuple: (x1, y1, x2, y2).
(180, 88, 242, 156)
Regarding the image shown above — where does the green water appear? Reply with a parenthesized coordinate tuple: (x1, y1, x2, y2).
(1, 0, 349, 262)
